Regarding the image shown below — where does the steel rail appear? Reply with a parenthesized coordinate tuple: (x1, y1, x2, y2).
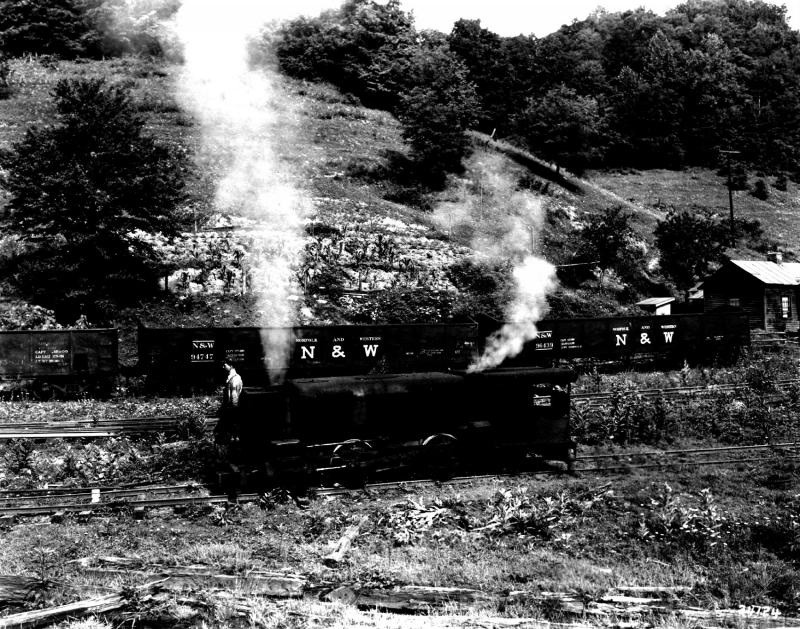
(578, 454, 800, 473)
(0, 483, 204, 506)
(577, 442, 800, 461)
(1, 442, 797, 519)
(572, 378, 800, 402)
(0, 416, 218, 440)
(0, 493, 234, 517)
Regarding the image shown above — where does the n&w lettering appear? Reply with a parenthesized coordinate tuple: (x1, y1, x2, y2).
(301, 346, 316, 359)
(363, 344, 379, 357)
(615, 334, 627, 346)
(663, 331, 674, 343)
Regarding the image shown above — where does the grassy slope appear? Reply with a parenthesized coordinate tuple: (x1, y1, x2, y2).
(588, 167, 800, 257)
(2, 55, 798, 329)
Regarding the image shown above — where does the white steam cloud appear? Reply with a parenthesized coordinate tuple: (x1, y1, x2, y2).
(435, 153, 556, 371)
(173, 0, 317, 328)
(168, 0, 350, 378)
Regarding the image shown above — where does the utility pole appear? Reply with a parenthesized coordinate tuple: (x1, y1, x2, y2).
(720, 149, 741, 248)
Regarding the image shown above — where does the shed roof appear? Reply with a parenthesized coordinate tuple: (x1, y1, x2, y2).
(636, 297, 676, 307)
(729, 260, 800, 285)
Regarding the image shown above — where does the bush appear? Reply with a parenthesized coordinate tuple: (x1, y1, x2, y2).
(751, 178, 769, 200)
(571, 382, 668, 445)
(774, 172, 788, 191)
(718, 163, 748, 190)
(0, 301, 61, 330)
(447, 259, 514, 320)
(638, 485, 732, 559)
(343, 287, 455, 323)
(0, 54, 12, 99)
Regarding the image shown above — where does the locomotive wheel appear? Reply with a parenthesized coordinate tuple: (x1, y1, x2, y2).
(420, 433, 458, 481)
(329, 439, 373, 487)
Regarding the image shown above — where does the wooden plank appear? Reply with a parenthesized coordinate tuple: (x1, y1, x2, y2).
(324, 585, 493, 610)
(0, 580, 164, 629)
(324, 585, 800, 627)
(79, 567, 306, 598)
(0, 576, 39, 605)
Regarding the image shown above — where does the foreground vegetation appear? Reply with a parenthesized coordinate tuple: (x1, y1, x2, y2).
(0, 352, 798, 626)
(0, 448, 797, 627)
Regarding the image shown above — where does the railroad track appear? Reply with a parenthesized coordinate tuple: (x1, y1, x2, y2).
(573, 378, 800, 407)
(575, 441, 800, 473)
(1, 443, 796, 520)
(0, 378, 797, 441)
(0, 416, 218, 440)
(0, 483, 223, 517)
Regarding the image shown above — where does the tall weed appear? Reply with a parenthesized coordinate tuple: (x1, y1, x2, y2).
(638, 484, 731, 558)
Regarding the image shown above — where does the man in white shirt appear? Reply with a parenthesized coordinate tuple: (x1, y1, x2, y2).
(222, 361, 243, 408)
(216, 361, 243, 446)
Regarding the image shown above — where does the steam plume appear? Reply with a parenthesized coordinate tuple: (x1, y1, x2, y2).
(434, 153, 556, 371)
(172, 0, 316, 327)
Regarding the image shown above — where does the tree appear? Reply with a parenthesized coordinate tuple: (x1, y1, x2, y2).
(0, 0, 92, 58)
(514, 84, 605, 173)
(0, 78, 186, 318)
(397, 44, 479, 185)
(275, 0, 416, 110)
(447, 19, 511, 132)
(654, 209, 726, 300)
(606, 32, 687, 167)
(576, 206, 642, 284)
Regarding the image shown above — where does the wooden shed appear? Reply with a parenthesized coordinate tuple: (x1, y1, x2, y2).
(703, 258, 800, 333)
(636, 297, 675, 315)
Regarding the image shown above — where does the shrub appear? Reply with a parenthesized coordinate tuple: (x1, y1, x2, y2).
(446, 259, 514, 320)
(718, 163, 748, 190)
(4, 438, 34, 473)
(751, 178, 769, 200)
(638, 484, 732, 558)
(572, 381, 667, 445)
(0, 53, 12, 99)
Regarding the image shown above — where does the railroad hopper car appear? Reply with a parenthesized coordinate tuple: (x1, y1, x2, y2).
(139, 313, 750, 393)
(138, 322, 479, 391)
(228, 366, 578, 485)
(496, 312, 751, 366)
(0, 328, 118, 398)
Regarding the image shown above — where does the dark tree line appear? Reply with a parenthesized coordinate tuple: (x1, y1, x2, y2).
(450, 0, 800, 174)
(275, 0, 800, 177)
(0, 0, 178, 59)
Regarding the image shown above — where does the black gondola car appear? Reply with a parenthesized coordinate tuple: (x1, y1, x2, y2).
(0, 328, 118, 397)
(490, 312, 750, 366)
(138, 314, 750, 394)
(137, 322, 479, 391)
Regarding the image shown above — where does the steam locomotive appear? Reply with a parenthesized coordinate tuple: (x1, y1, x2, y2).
(0, 313, 751, 484)
(225, 365, 578, 485)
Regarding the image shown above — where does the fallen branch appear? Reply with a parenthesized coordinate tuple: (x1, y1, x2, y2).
(323, 515, 369, 567)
